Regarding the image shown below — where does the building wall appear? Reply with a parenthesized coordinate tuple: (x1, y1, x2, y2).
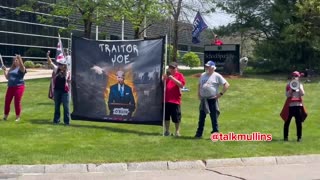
(0, 1, 209, 65)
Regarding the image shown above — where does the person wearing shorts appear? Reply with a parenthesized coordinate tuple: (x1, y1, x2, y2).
(163, 62, 185, 136)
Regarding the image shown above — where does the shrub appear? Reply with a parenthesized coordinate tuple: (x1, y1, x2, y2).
(24, 61, 35, 68)
(34, 63, 42, 68)
(181, 52, 201, 69)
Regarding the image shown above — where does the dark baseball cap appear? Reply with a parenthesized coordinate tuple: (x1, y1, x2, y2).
(169, 62, 178, 68)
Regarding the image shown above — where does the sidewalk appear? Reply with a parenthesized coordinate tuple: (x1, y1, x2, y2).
(0, 154, 320, 179)
(0, 69, 52, 83)
(13, 163, 320, 180)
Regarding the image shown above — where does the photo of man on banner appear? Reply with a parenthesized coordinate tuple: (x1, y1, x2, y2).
(108, 70, 136, 119)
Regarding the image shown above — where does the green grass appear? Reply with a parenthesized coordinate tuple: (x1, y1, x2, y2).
(0, 73, 320, 165)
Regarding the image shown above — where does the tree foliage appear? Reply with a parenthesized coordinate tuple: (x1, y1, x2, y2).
(18, 0, 113, 38)
(167, 44, 180, 63)
(18, 0, 165, 39)
(218, 0, 320, 72)
(114, 0, 167, 39)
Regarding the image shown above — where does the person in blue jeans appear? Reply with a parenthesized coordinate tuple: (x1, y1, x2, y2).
(195, 61, 229, 138)
(47, 51, 71, 125)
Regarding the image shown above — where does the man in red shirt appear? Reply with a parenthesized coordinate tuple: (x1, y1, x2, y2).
(163, 62, 186, 136)
(211, 35, 223, 46)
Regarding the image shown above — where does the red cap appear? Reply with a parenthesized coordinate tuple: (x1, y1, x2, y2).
(292, 71, 300, 77)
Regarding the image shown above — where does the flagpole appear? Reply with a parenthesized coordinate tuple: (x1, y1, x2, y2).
(162, 34, 168, 136)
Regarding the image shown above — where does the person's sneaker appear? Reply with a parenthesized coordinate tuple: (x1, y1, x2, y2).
(15, 118, 20, 122)
(164, 131, 170, 136)
(3, 117, 7, 121)
(175, 132, 181, 137)
(297, 138, 302, 142)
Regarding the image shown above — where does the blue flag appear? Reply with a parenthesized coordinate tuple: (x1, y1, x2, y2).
(192, 12, 208, 44)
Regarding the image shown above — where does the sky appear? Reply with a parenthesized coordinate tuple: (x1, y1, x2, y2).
(203, 12, 235, 28)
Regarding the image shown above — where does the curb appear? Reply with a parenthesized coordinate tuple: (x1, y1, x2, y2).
(0, 154, 319, 174)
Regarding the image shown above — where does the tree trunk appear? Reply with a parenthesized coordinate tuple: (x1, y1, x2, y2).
(84, 19, 92, 39)
(134, 27, 140, 39)
(171, 0, 182, 62)
(172, 16, 179, 62)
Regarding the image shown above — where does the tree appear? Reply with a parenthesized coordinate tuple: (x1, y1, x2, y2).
(292, 0, 320, 50)
(164, 0, 217, 62)
(218, 0, 320, 71)
(167, 44, 180, 63)
(18, 0, 115, 39)
(181, 52, 201, 68)
(114, 0, 167, 39)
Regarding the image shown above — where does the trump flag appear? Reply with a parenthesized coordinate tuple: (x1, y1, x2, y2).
(192, 12, 208, 44)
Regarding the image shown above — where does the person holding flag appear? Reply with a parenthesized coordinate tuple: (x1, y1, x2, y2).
(192, 12, 208, 44)
(211, 34, 224, 46)
(47, 35, 71, 125)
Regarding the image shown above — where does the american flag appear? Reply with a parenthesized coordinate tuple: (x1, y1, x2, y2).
(55, 34, 65, 63)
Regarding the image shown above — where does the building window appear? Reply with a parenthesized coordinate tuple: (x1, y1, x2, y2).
(178, 44, 188, 51)
(110, 35, 121, 40)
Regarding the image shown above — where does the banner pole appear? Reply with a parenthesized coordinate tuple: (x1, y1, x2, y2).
(162, 34, 168, 136)
(121, 16, 124, 40)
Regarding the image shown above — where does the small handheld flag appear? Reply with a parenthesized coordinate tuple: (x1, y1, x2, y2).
(55, 34, 66, 63)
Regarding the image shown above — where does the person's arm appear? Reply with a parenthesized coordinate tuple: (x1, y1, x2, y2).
(47, 51, 56, 69)
(2, 66, 8, 80)
(217, 82, 230, 98)
(299, 84, 305, 96)
(168, 75, 184, 88)
(17, 55, 26, 73)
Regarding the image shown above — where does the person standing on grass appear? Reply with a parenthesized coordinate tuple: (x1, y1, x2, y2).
(194, 61, 229, 138)
(163, 62, 186, 137)
(2, 55, 26, 122)
(47, 51, 71, 125)
(280, 71, 307, 142)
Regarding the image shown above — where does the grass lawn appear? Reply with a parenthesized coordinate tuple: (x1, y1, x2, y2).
(0, 71, 320, 165)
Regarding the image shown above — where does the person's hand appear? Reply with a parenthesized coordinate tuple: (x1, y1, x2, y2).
(209, 95, 218, 99)
(2, 66, 6, 71)
(162, 74, 168, 80)
(47, 51, 50, 57)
